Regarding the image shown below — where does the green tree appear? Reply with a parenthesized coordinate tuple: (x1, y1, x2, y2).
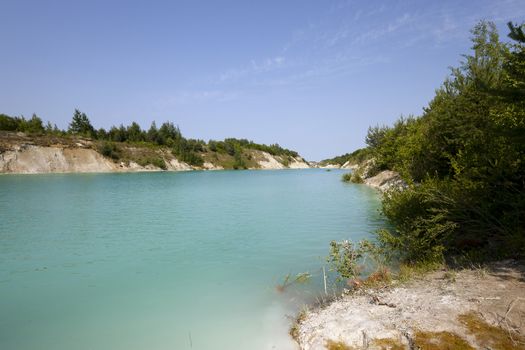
(127, 122, 144, 142)
(371, 21, 525, 263)
(0, 114, 20, 131)
(147, 121, 160, 143)
(68, 109, 95, 137)
(19, 114, 45, 133)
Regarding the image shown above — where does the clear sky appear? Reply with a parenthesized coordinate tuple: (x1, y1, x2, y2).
(1, 0, 524, 160)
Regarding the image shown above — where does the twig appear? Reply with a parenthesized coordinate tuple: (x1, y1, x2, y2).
(370, 295, 396, 308)
(323, 266, 328, 296)
(499, 297, 525, 346)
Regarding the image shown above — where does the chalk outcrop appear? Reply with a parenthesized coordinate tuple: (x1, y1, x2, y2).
(343, 158, 407, 192)
(319, 163, 341, 169)
(364, 170, 408, 192)
(288, 157, 310, 169)
(0, 133, 310, 174)
(0, 145, 117, 174)
(341, 160, 357, 169)
(256, 151, 309, 170)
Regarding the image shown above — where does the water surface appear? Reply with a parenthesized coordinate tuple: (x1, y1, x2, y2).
(0, 169, 384, 349)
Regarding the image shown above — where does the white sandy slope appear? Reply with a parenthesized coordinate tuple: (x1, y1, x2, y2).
(0, 145, 309, 174)
(257, 151, 309, 169)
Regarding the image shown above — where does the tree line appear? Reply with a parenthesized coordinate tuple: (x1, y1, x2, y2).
(0, 110, 299, 167)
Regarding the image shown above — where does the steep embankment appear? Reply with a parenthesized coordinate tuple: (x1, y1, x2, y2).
(341, 158, 408, 192)
(0, 132, 309, 174)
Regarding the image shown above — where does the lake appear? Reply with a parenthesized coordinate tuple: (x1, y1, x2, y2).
(0, 169, 384, 350)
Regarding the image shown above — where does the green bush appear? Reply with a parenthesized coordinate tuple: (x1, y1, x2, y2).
(98, 142, 121, 160)
(350, 21, 525, 265)
(136, 155, 167, 170)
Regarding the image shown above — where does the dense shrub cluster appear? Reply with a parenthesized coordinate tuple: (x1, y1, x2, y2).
(208, 138, 299, 158)
(369, 21, 525, 263)
(0, 113, 59, 134)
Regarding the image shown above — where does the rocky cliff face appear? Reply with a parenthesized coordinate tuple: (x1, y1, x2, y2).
(0, 145, 118, 174)
(0, 134, 310, 174)
(364, 170, 408, 192)
(256, 151, 309, 169)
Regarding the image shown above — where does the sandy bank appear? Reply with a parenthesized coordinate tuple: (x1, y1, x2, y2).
(0, 133, 310, 174)
(295, 261, 525, 349)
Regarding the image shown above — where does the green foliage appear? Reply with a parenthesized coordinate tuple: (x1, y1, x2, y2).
(341, 173, 352, 182)
(327, 240, 363, 281)
(341, 171, 363, 183)
(98, 142, 120, 160)
(0, 114, 19, 131)
(209, 138, 299, 158)
(69, 109, 95, 137)
(232, 144, 246, 169)
(275, 272, 311, 292)
(326, 239, 394, 284)
(0, 113, 46, 134)
(127, 122, 144, 142)
(365, 21, 525, 263)
(136, 155, 167, 170)
(172, 137, 205, 166)
(320, 147, 371, 166)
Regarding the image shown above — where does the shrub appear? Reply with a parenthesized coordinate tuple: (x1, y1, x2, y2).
(98, 142, 121, 160)
(136, 155, 166, 170)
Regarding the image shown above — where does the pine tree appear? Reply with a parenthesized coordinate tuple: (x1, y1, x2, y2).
(68, 109, 95, 136)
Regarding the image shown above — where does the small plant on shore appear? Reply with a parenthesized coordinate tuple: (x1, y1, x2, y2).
(396, 260, 443, 283)
(341, 171, 364, 183)
(327, 240, 364, 282)
(327, 239, 395, 283)
(350, 172, 364, 183)
(288, 307, 308, 340)
(276, 272, 311, 293)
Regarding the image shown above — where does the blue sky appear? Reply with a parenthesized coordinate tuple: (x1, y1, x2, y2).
(1, 0, 524, 160)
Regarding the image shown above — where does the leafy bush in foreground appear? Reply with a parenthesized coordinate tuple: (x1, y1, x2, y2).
(369, 21, 525, 263)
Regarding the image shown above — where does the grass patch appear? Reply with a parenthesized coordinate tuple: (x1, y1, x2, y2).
(413, 331, 474, 350)
(396, 260, 443, 283)
(325, 340, 355, 350)
(458, 312, 525, 350)
(371, 337, 406, 350)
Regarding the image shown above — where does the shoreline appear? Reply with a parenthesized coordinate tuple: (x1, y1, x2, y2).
(0, 166, 320, 176)
(293, 260, 525, 349)
(0, 135, 311, 175)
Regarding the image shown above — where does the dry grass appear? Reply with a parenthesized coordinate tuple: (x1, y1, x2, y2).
(413, 331, 474, 350)
(325, 339, 355, 350)
(459, 311, 525, 350)
(289, 308, 308, 341)
(371, 337, 406, 349)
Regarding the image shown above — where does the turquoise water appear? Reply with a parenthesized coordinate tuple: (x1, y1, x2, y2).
(0, 169, 384, 350)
